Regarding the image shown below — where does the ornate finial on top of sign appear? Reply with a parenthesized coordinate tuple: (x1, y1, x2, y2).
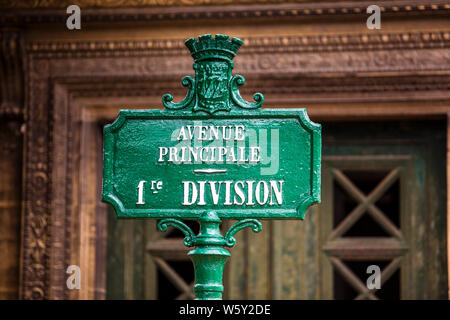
(185, 34, 242, 64)
(162, 34, 264, 114)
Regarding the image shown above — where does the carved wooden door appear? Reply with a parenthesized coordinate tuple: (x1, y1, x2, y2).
(318, 120, 447, 299)
(106, 215, 197, 299)
(105, 120, 447, 299)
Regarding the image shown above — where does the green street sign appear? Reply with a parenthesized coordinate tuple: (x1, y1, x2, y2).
(102, 109, 320, 220)
(102, 34, 321, 300)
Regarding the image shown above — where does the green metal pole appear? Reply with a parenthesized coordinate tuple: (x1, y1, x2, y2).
(189, 211, 230, 300)
(158, 211, 262, 300)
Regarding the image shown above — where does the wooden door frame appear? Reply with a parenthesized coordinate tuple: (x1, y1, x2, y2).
(16, 25, 450, 299)
(447, 113, 450, 299)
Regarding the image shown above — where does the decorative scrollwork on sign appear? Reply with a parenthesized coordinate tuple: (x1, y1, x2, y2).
(224, 219, 263, 247)
(158, 218, 196, 247)
(162, 76, 195, 110)
(162, 34, 264, 114)
(230, 75, 264, 109)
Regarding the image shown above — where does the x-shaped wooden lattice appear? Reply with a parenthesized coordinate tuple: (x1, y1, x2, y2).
(329, 256, 403, 300)
(153, 257, 195, 300)
(329, 168, 402, 240)
(326, 168, 406, 299)
(149, 224, 195, 300)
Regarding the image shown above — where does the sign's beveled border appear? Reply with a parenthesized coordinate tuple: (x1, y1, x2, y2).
(102, 108, 321, 220)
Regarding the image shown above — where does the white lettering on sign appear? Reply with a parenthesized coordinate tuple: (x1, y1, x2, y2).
(136, 180, 163, 204)
(158, 124, 262, 165)
(182, 180, 284, 206)
(159, 146, 260, 164)
(176, 125, 245, 141)
(136, 180, 146, 205)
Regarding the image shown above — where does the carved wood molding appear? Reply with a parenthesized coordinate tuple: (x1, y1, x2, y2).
(23, 31, 450, 79)
(21, 56, 51, 299)
(24, 31, 450, 78)
(26, 31, 450, 58)
(2, 0, 450, 10)
(1, 1, 449, 24)
(64, 75, 450, 103)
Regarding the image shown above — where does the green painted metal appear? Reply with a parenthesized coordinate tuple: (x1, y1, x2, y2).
(162, 34, 263, 113)
(102, 34, 321, 300)
(158, 211, 262, 300)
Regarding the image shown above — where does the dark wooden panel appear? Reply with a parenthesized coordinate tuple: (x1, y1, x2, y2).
(0, 119, 22, 299)
(321, 120, 447, 299)
(106, 210, 157, 300)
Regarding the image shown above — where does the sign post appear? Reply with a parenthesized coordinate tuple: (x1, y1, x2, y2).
(102, 34, 321, 300)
